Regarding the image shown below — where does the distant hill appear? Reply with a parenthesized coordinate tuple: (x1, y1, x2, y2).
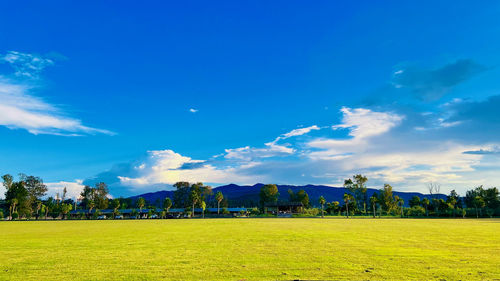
(128, 183, 446, 207)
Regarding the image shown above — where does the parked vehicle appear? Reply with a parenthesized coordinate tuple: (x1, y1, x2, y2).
(150, 214, 158, 219)
(97, 215, 106, 220)
(115, 215, 123, 219)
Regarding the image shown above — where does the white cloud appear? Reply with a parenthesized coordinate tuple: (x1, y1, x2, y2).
(0, 51, 114, 136)
(224, 125, 320, 161)
(189, 108, 198, 113)
(308, 107, 403, 159)
(45, 180, 85, 200)
(332, 107, 403, 139)
(117, 149, 257, 190)
(1, 51, 54, 78)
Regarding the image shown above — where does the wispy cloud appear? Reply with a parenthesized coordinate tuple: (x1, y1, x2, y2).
(189, 108, 198, 113)
(1, 51, 54, 78)
(0, 51, 114, 136)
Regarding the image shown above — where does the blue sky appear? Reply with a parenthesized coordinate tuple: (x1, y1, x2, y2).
(1, 1, 500, 198)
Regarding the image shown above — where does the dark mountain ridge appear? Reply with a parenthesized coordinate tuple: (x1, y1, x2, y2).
(128, 183, 446, 207)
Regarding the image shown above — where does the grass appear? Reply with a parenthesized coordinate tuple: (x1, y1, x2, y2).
(0, 218, 499, 280)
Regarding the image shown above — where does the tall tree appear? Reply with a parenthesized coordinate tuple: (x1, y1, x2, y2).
(395, 196, 404, 217)
(2, 174, 13, 190)
(201, 201, 206, 218)
(5, 181, 29, 219)
(95, 182, 109, 209)
(447, 190, 459, 217)
(189, 189, 199, 217)
(344, 175, 368, 214)
(370, 194, 378, 218)
(173, 182, 191, 208)
(215, 191, 224, 214)
(343, 193, 353, 218)
(137, 197, 145, 215)
(110, 199, 121, 218)
(259, 184, 279, 211)
(421, 198, 430, 216)
(319, 196, 326, 218)
(9, 198, 18, 220)
(378, 184, 396, 213)
(164, 197, 172, 213)
(62, 187, 67, 202)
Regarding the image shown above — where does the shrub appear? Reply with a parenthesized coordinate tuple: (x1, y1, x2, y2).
(303, 208, 320, 216)
(12, 212, 19, 220)
(407, 206, 426, 217)
(249, 207, 260, 216)
(0, 210, 4, 219)
(222, 207, 230, 215)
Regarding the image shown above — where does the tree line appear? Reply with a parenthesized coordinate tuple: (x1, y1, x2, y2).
(257, 175, 500, 218)
(1, 173, 499, 220)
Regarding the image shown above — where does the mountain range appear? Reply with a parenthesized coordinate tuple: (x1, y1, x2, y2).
(128, 183, 446, 207)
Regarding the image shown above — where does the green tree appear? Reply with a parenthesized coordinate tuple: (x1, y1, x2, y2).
(35, 200, 42, 219)
(164, 197, 172, 213)
(173, 182, 191, 208)
(472, 195, 485, 218)
(189, 189, 199, 217)
(318, 196, 326, 218)
(395, 196, 404, 217)
(94, 182, 109, 209)
(421, 198, 430, 216)
(483, 187, 500, 210)
(2, 174, 13, 190)
(369, 194, 378, 218)
(61, 203, 72, 219)
(137, 197, 145, 216)
(201, 201, 206, 218)
(343, 193, 353, 218)
(378, 184, 396, 214)
(9, 198, 18, 220)
(259, 184, 279, 211)
(344, 175, 368, 214)
(215, 191, 224, 214)
(6, 181, 29, 219)
(20, 174, 48, 216)
(110, 199, 121, 218)
(40, 204, 47, 219)
(326, 201, 340, 215)
(289, 189, 310, 208)
(409, 196, 421, 208)
(447, 190, 459, 217)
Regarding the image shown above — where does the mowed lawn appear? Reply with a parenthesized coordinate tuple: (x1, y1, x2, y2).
(0, 219, 499, 280)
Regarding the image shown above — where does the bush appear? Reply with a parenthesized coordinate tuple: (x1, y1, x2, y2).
(407, 206, 426, 217)
(12, 212, 19, 220)
(222, 207, 230, 215)
(303, 208, 320, 216)
(249, 207, 260, 216)
(0, 210, 4, 219)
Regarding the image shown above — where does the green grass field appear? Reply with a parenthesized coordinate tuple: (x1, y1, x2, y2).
(0, 218, 499, 280)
